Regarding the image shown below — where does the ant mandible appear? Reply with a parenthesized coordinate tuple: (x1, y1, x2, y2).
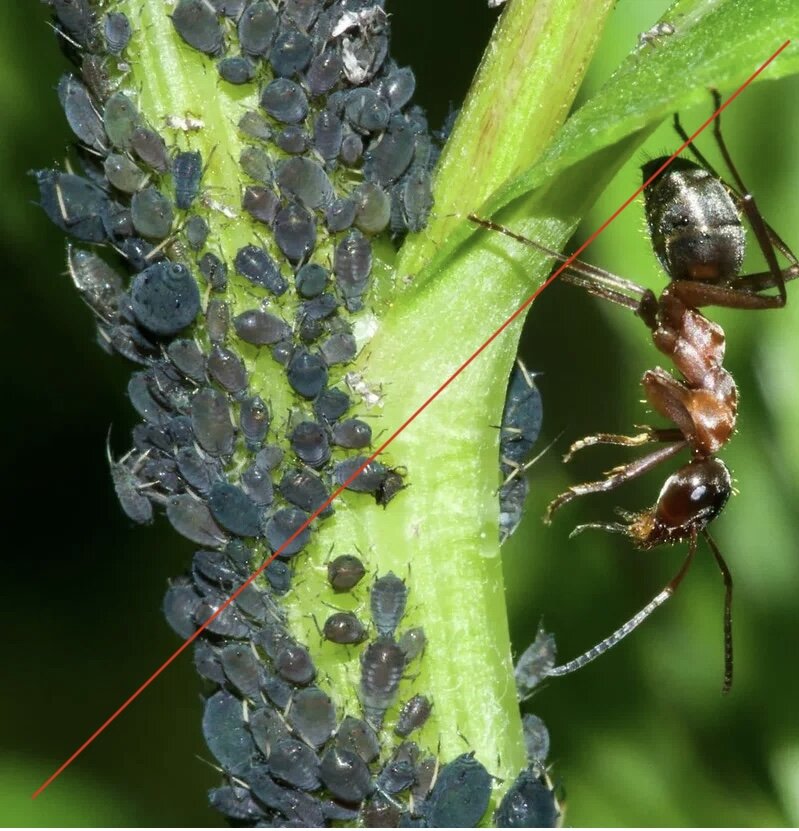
(470, 91, 799, 693)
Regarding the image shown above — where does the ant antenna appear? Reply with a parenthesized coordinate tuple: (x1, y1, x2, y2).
(546, 536, 697, 678)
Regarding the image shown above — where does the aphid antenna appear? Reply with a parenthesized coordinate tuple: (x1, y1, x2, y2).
(546, 537, 697, 679)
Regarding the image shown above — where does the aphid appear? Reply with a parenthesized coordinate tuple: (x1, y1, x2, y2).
(500, 359, 544, 479)
(323, 611, 367, 645)
(207, 344, 248, 394)
(287, 687, 336, 748)
(269, 26, 313, 77)
(194, 596, 252, 638)
(201, 690, 256, 776)
(184, 214, 209, 249)
(208, 786, 265, 822)
(238, 110, 272, 141)
(278, 467, 332, 515)
(261, 667, 294, 709)
(377, 742, 418, 794)
(397, 166, 434, 233)
(321, 332, 357, 366)
(266, 738, 321, 791)
(315, 386, 351, 424)
(238, 1, 278, 55)
(238, 394, 271, 445)
(276, 645, 316, 687)
(240, 463, 275, 506)
(286, 348, 328, 399)
(239, 145, 272, 184)
(193, 639, 225, 683)
(104, 154, 147, 194)
(360, 794, 401, 827)
(208, 481, 263, 537)
(375, 469, 406, 506)
(255, 444, 284, 471)
(103, 91, 140, 150)
(353, 182, 391, 235)
(204, 299, 229, 345)
(129, 261, 200, 336)
(249, 704, 290, 756)
(359, 636, 406, 728)
(334, 230, 372, 311)
(394, 694, 432, 738)
(217, 55, 256, 85)
(398, 626, 426, 662)
(58, 74, 106, 152)
(163, 577, 202, 638)
(339, 130, 364, 167)
(173, 150, 203, 210)
(167, 338, 206, 382)
(103, 11, 131, 54)
(128, 372, 168, 425)
(275, 125, 310, 154)
(166, 493, 228, 546)
(234, 245, 288, 295)
(370, 572, 407, 637)
(175, 445, 218, 494)
(335, 715, 379, 763)
(265, 559, 291, 594)
(276, 157, 333, 211)
(34, 170, 108, 243)
(304, 49, 342, 97)
(198, 251, 228, 291)
(319, 746, 373, 803)
(130, 187, 174, 239)
(242, 185, 279, 225)
(48, 0, 99, 49)
(260, 78, 308, 124)
(313, 109, 343, 161)
(376, 65, 416, 112)
(522, 713, 550, 766)
(220, 642, 262, 699)
(494, 770, 559, 828)
(333, 455, 388, 494)
(345, 88, 389, 134)
(79, 54, 112, 102)
(325, 196, 357, 233)
(423, 753, 492, 828)
(470, 95, 799, 692)
(171, 0, 225, 56)
(264, 507, 311, 556)
(330, 418, 371, 449)
(362, 120, 415, 185)
(190, 387, 236, 456)
(289, 421, 330, 469)
(107, 445, 154, 524)
(514, 624, 556, 701)
(130, 126, 170, 173)
(248, 765, 324, 824)
(327, 553, 366, 592)
(499, 476, 529, 543)
(295, 263, 328, 299)
(273, 201, 317, 264)
(67, 246, 123, 323)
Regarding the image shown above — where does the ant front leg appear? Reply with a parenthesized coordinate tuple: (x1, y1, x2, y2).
(563, 427, 683, 462)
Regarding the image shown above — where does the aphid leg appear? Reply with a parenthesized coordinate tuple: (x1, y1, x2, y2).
(544, 440, 687, 523)
(703, 529, 734, 694)
(563, 427, 684, 462)
(547, 534, 698, 678)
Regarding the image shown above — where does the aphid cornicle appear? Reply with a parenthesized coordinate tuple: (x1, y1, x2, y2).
(471, 92, 799, 693)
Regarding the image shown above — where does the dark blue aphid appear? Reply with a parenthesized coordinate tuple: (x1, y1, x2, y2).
(234, 309, 290, 346)
(184, 214, 209, 249)
(335, 715, 380, 764)
(241, 464, 274, 506)
(264, 508, 311, 557)
(276, 125, 309, 154)
(261, 78, 308, 123)
(359, 637, 406, 728)
(238, 395, 270, 446)
(288, 687, 337, 748)
(58, 74, 106, 152)
(395, 694, 432, 738)
(239, 110, 272, 140)
(131, 126, 170, 173)
(207, 344, 248, 394)
(167, 338, 206, 382)
(130, 262, 200, 336)
(269, 26, 313, 77)
(34, 170, 108, 242)
(494, 770, 559, 828)
(242, 185, 279, 225)
(163, 577, 201, 638)
(267, 738, 321, 791)
(273, 201, 317, 264)
(237, 1, 278, 56)
(208, 481, 263, 537)
(327, 554, 366, 592)
(220, 642, 262, 699)
(217, 55, 256, 85)
(331, 418, 372, 449)
(103, 11, 131, 54)
(501, 361, 543, 469)
(131, 187, 174, 239)
(377, 742, 418, 794)
(171, 0, 225, 55)
(305, 49, 342, 96)
(315, 386, 351, 424)
(370, 572, 407, 637)
(199, 252, 228, 291)
(201, 690, 256, 776)
(190, 387, 236, 456)
(295, 263, 328, 298)
(334, 230, 372, 311)
(173, 150, 203, 210)
(323, 611, 367, 645)
(166, 493, 228, 547)
(278, 468, 332, 515)
(276, 157, 333, 211)
(319, 746, 373, 804)
(333, 455, 389, 494)
(290, 420, 330, 468)
(234, 245, 288, 295)
(423, 753, 492, 827)
(286, 348, 328, 399)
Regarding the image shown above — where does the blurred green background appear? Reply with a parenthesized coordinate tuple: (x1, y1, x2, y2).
(3, 0, 798, 825)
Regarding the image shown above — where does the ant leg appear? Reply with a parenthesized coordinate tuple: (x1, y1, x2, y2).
(563, 427, 683, 462)
(547, 534, 698, 678)
(544, 440, 688, 522)
(703, 529, 734, 694)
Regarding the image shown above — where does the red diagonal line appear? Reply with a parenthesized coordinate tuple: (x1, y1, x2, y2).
(33, 38, 790, 800)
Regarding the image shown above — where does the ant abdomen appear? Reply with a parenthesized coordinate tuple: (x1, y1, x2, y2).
(643, 157, 745, 283)
(629, 457, 732, 548)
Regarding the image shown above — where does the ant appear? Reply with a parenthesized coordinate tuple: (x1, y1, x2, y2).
(470, 91, 799, 693)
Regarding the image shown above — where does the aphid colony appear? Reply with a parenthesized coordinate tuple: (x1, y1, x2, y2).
(39, 0, 559, 825)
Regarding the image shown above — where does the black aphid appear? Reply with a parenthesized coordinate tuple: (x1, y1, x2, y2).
(345, 88, 389, 134)
(185, 214, 209, 249)
(397, 167, 434, 232)
(334, 230, 372, 311)
(67, 246, 123, 323)
(325, 196, 357, 233)
(233, 309, 290, 347)
(58, 74, 106, 152)
(175, 446, 219, 495)
(103, 91, 140, 150)
(208, 786, 264, 823)
(207, 344, 248, 394)
(354, 181, 391, 235)
(239, 145, 273, 184)
(327, 554, 366, 592)
(201, 690, 256, 776)
(260, 78, 308, 124)
(129, 262, 199, 336)
(234, 245, 288, 295)
(163, 577, 201, 638)
(220, 642, 262, 699)
(255, 444, 284, 471)
(242, 185, 279, 225)
(304, 49, 342, 97)
(288, 687, 337, 748)
(167, 338, 206, 382)
(198, 251, 228, 291)
(269, 26, 313, 77)
(276, 125, 310, 154)
(314, 386, 351, 424)
(238, 1, 278, 56)
(313, 109, 343, 161)
(423, 753, 492, 827)
(171, 0, 225, 56)
(241, 463, 275, 506)
(264, 507, 311, 556)
(362, 121, 415, 185)
(208, 481, 263, 537)
(331, 418, 372, 449)
(108, 448, 153, 523)
(501, 361, 543, 467)
(48, 0, 100, 50)
(360, 794, 400, 827)
(494, 770, 559, 828)
(131, 126, 170, 173)
(276, 157, 333, 211)
(295, 263, 327, 298)
(130, 186, 174, 239)
(167, 493, 228, 546)
(217, 55, 256, 85)
(193, 639, 225, 683)
(104, 154, 147, 194)
(173, 150, 203, 210)
(267, 738, 321, 791)
(319, 746, 373, 804)
(333, 455, 388, 493)
(239, 394, 270, 445)
(128, 372, 168, 425)
(321, 332, 357, 366)
(204, 299, 229, 345)
(335, 715, 380, 764)
(265, 559, 291, 594)
(248, 765, 324, 824)
(323, 611, 367, 645)
(273, 201, 317, 264)
(238, 110, 272, 141)
(359, 636, 406, 728)
(376, 742, 418, 794)
(370, 571, 407, 637)
(190, 387, 236, 456)
(398, 626, 426, 662)
(249, 705, 290, 757)
(34, 170, 107, 242)
(339, 131, 364, 167)
(289, 421, 330, 468)
(377, 65, 416, 111)
(286, 348, 328, 399)
(103, 11, 131, 54)
(375, 469, 406, 506)
(395, 694, 432, 737)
